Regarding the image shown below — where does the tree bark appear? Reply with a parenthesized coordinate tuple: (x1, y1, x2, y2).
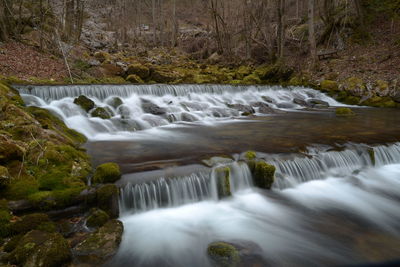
(308, 0, 317, 65)
(277, 0, 286, 61)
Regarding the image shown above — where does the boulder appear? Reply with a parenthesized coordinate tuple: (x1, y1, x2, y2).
(227, 104, 255, 114)
(10, 230, 71, 267)
(253, 161, 275, 189)
(151, 69, 177, 83)
(106, 97, 123, 109)
(73, 96, 95, 112)
(0, 141, 24, 164)
(306, 99, 330, 108)
(141, 99, 167, 115)
(207, 241, 240, 267)
(293, 98, 308, 106)
(72, 220, 123, 265)
(393, 90, 400, 103)
(252, 102, 276, 114)
(86, 208, 110, 228)
(181, 112, 198, 122)
(126, 74, 144, 84)
(335, 107, 355, 116)
(91, 107, 112, 120)
(126, 64, 150, 80)
(320, 80, 339, 91)
(96, 184, 119, 218)
(93, 163, 121, 184)
(277, 102, 296, 109)
(117, 105, 131, 119)
(10, 213, 51, 235)
(261, 96, 277, 104)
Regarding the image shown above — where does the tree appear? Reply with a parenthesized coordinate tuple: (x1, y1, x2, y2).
(308, 0, 317, 65)
(277, 0, 286, 61)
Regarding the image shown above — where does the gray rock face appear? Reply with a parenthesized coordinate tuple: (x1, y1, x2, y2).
(141, 99, 167, 115)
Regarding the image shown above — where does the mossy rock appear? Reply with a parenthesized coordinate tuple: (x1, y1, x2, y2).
(344, 77, 365, 92)
(3, 234, 23, 253)
(235, 66, 253, 79)
(361, 96, 398, 108)
(0, 208, 12, 238)
(375, 80, 389, 92)
(368, 148, 376, 166)
(0, 166, 10, 188)
(202, 156, 233, 167)
(243, 74, 261, 85)
(73, 95, 95, 112)
(214, 167, 231, 199)
(73, 220, 123, 264)
(0, 141, 24, 165)
(5, 177, 39, 201)
(207, 241, 240, 267)
(93, 163, 121, 184)
(94, 51, 110, 63)
(86, 208, 110, 228)
(10, 230, 71, 267)
(320, 80, 339, 91)
(254, 64, 294, 83)
(151, 69, 178, 83)
(10, 213, 51, 235)
(126, 64, 150, 79)
(253, 161, 275, 189)
(336, 107, 355, 116)
(91, 107, 112, 120)
(126, 74, 144, 84)
(96, 184, 119, 218)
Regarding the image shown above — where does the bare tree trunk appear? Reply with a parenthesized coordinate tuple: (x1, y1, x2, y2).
(152, 0, 157, 45)
(308, 0, 317, 65)
(277, 0, 286, 61)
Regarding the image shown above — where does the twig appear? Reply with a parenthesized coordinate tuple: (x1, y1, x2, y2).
(55, 28, 74, 83)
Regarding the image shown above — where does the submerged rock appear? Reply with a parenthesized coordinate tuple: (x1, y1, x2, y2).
(253, 161, 275, 189)
(293, 98, 308, 106)
(73, 95, 95, 112)
(73, 220, 123, 265)
(9, 230, 71, 267)
(252, 102, 276, 114)
(141, 99, 167, 115)
(93, 163, 121, 184)
(181, 112, 198, 122)
(227, 104, 255, 114)
(207, 241, 240, 267)
(202, 156, 234, 167)
(106, 97, 123, 109)
(335, 107, 355, 116)
(307, 99, 330, 108)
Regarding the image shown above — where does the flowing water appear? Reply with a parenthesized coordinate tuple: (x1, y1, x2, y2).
(17, 84, 400, 267)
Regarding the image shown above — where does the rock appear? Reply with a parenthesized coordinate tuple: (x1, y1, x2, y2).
(335, 107, 355, 116)
(73, 220, 123, 265)
(10, 213, 51, 235)
(93, 163, 121, 184)
(227, 104, 255, 114)
(106, 97, 123, 109)
(252, 102, 276, 114)
(117, 105, 131, 119)
(0, 141, 24, 164)
(207, 241, 240, 267)
(8, 200, 32, 213)
(86, 209, 110, 228)
(96, 184, 119, 218)
(0, 208, 11, 238)
(277, 102, 296, 109)
(244, 151, 257, 160)
(91, 107, 112, 120)
(88, 59, 101, 67)
(393, 90, 400, 103)
(254, 64, 294, 82)
(181, 112, 198, 122)
(343, 77, 366, 97)
(243, 74, 261, 84)
(293, 98, 308, 106)
(207, 52, 222, 64)
(126, 64, 150, 79)
(320, 80, 339, 91)
(375, 80, 389, 96)
(0, 166, 10, 188)
(11, 230, 71, 267)
(202, 156, 234, 167)
(306, 99, 330, 108)
(253, 161, 275, 189)
(141, 99, 166, 115)
(261, 96, 277, 104)
(151, 69, 177, 83)
(214, 167, 231, 199)
(74, 96, 95, 112)
(94, 51, 110, 63)
(126, 74, 144, 84)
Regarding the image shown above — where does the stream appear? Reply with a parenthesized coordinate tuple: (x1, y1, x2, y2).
(17, 84, 400, 267)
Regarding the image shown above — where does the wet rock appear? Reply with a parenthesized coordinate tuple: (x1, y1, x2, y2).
(306, 99, 329, 108)
(277, 102, 296, 109)
(252, 102, 276, 114)
(0, 166, 10, 188)
(73, 220, 123, 265)
(181, 112, 198, 122)
(293, 98, 308, 106)
(202, 156, 234, 167)
(73, 96, 95, 112)
(253, 161, 275, 189)
(8, 200, 32, 213)
(91, 107, 112, 120)
(10, 230, 71, 267)
(214, 167, 231, 199)
(320, 80, 339, 91)
(117, 105, 131, 119)
(126, 64, 150, 80)
(227, 104, 255, 114)
(10, 213, 51, 235)
(93, 163, 121, 184)
(106, 97, 123, 109)
(261, 96, 277, 104)
(141, 99, 166, 115)
(207, 241, 240, 267)
(336, 107, 355, 116)
(86, 208, 110, 229)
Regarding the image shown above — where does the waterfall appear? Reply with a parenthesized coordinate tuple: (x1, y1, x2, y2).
(272, 143, 400, 190)
(17, 84, 346, 140)
(119, 162, 253, 214)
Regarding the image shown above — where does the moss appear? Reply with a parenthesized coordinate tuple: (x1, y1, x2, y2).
(151, 69, 178, 83)
(0, 209, 12, 238)
(336, 107, 355, 116)
(254, 64, 294, 83)
(5, 177, 39, 200)
(91, 107, 112, 119)
(94, 51, 110, 63)
(236, 66, 253, 79)
(51, 186, 85, 209)
(320, 80, 339, 91)
(0, 165, 10, 188)
(11, 230, 71, 267)
(38, 169, 70, 191)
(343, 96, 361, 105)
(126, 74, 144, 84)
(207, 241, 240, 267)
(73, 95, 95, 112)
(126, 64, 150, 79)
(4, 234, 23, 253)
(244, 151, 257, 160)
(253, 161, 275, 189)
(10, 213, 50, 234)
(86, 208, 110, 228)
(214, 167, 231, 199)
(0, 141, 24, 164)
(107, 97, 123, 109)
(93, 163, 121, 184)
(344, 77, 365, 91)
(73, 60, 91, 71)
(243, 74, 261, 85)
